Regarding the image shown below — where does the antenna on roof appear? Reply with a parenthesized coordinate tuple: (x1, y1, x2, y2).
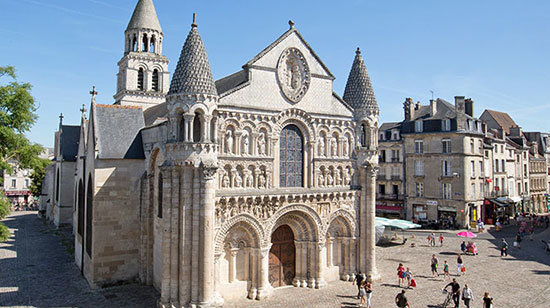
(430, 90, 434, 100)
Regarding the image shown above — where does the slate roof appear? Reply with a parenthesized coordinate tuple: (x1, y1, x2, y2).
(168, 23, 217, 96)
(343, 48, 378, 112)
(126, 0, 162, 32)
(94, 104, 145, 159)
(60, 125, 80, 161)
(482, 110, 517, 134)
(143, 101, 168, 126)
(215, 70, 249, 96)
(379, 122, 401, 131)
(410, 99, 460, 121)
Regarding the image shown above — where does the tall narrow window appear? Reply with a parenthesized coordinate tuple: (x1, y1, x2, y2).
(56, 169, 60, 201)
(132, 35, 137, 52)
(193, 112, 201, 142)
(138, 68, 145, 91)
(441, 119, 451, 131)
(77, 180, 84, 236)
(279, 124, 304, 187)
(414, 140, 424, 154)
(414, 161, 424, 176)
(152, 69, 159, 92)
(415, 182, 424, 197)
(442, 139, 451, 154)
(178, 116, 186, 142)
(142, 34, 148, 52)
(415, 121, 423, 133)
(157, 174, 163, 218)
(85, 176, 93, 257)
(442, 160, 451, 176)
(150, 36, 156, 53)
(443, 183, 452, 199)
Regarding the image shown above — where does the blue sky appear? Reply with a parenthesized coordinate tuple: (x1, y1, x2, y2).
(2, 0, 549, 147)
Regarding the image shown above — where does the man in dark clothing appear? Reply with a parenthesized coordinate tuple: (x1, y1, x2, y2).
(500, 239, 508, 257)
(444, 278, 461, 308)
(352, 271, 364, 299)
(395, 290, 410, 308)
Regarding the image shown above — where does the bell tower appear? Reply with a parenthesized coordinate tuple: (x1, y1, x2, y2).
(114, 0, 169, 109)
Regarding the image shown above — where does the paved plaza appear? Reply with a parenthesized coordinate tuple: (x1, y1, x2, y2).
(1, 211, 550, 307)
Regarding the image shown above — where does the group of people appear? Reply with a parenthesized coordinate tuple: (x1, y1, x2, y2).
(426, 232, 445, 247)
(442, 278, 494, 308)
(396, 263, 415, 288)
(430, 254, 452, 280)
(352, 271, 373, 308)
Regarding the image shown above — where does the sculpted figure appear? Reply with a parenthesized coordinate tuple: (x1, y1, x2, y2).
(244, 169, 253, 188)
(258, 132, 266, 155)
(226, 130, 234, 154)
(235, 171, 243, 188)
(319, 136, 325, 157)
(258, 173, 266, 188)
(222, 171, 230, 188)
(343, 138, 349, 157)
(335, 168, 342, 185)
(344, 168, 351, 185)
(327, 173, 334, 186)
(318, 173, 325, 187)
(242, 130, 250, 155)
(331, 137, 337, 157)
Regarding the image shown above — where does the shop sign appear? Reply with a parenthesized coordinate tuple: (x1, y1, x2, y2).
(426, 200, 438, 206)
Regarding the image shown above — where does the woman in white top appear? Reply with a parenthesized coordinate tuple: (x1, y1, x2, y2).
(462, 283, 473, 308)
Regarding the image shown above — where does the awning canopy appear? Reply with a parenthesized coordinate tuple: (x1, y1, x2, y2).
(487, 198, 509, 207)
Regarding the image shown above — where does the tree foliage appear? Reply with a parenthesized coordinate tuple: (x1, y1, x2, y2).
(0, 66, 43, 173)
(29, 158, 51, 197)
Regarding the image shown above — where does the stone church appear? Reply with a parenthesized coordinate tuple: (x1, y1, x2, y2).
(67, 0, 381, 307)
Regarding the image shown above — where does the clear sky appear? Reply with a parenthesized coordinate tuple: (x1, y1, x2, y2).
(2, 0, 549, 147)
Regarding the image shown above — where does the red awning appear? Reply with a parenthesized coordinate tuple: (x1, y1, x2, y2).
(485, 178, 492, 183)
(4, 190, 31, 196)
(376, 205, 403, 212)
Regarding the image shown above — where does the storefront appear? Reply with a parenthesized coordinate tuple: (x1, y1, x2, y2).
(4, 189, 31, 204)
(483, 198, 512, 224)
(376, 200, 404, 219)
(437, 206, 457, 229)
(412, 204, 427, 222)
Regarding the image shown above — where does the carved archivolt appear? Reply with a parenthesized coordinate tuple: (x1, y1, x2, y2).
(326, 209, 356, 237)
(273, 108, 315, 141)
(264, 204, 323, 242)
(214, 214, 265, 254)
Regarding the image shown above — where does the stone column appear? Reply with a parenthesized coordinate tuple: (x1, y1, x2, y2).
(359, 168, 367, 271)
(256, 245, 272, 300)
(315, 242, 326, 288)
(198, 166, 217, 306)
(228, 248, 238, 283)
(183, 114, 194, 142)
(327, 237, 333, 267)
(247, 248, 257, 299)
(341, 239, 349, 281)
(293, 241, 302, 287)
(300, 241, 307, 287)
(307, 242, 315, 288)
(170, 168, 180, 303)
(203, 115, 212, 143)
(159, 168, 171, 307)
(213, 252, 224, 306)
(365, 165, 379, 280)
(191, 168, 200, 303)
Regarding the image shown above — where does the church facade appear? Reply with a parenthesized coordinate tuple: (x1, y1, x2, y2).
(68, 1, 381, 307)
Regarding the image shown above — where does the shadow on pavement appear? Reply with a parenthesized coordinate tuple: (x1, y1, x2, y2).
(487, 223, 550, 267)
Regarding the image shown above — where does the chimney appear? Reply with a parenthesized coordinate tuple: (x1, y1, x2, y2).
(482, 122, 488, 135)
(430, 99, 437, 116)
(531, 141, 539, 155)
(455, 96, 466, 130)
(465, 98, 474, 117)
(510, 125, 522, 137)
(403, 97, 415, 121)
(415, 101, 421, 110)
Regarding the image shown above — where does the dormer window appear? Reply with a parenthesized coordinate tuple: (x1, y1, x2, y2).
(379, 132, 385, 141)
(392, 131, 399, 140)
(441, 119, 451, 131)
(414, 120, 423, 133)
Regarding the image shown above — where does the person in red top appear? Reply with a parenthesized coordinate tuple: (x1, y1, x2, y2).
(397, 263, 405, 287)
(439, 234, 445, 247)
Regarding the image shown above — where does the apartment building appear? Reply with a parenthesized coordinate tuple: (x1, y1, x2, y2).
(377, 122, 404, 218)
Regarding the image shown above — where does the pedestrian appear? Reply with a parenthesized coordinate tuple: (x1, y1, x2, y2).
(431, 254, 439, 277)
(395, 289, 410, 308)
(358, 281, 367, 306)
(431, 232, 436, 246)
(482, 291, 493, 308)
(515, 231, 522, 249)
(440, 233, 445, 246)
(443, 260, 450, 281)
(427, 233, 432, 246)
(397, 263, 405, 286)
(365, 280, 373, 308)
(456, 254, 464, 275)
(462, 283, 473, 308)
(353, 271, 365, 299)
(404, 267, 413, 288)
(529, 224, 534, 241)
(460, 241, 466, 254)
(500, 239, 508, 257)
(443, 278, 461, 308)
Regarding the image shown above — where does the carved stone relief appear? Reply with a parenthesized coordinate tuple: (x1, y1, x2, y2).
(276, 47, 311, 103)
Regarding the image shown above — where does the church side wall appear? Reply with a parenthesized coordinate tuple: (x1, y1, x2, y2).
(89, 159, 145, 286)
(54, 161, 76, 226)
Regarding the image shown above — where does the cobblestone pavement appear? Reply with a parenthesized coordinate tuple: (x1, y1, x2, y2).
(226, 225, 550, 308)
(0, 211, 159, 307)
(2, 211, 549, 307)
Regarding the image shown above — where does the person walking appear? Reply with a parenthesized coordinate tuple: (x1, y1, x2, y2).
(365, 280, 373, 308)
(397, 263, 405, 287)
(443, 260, 450, 281)
(500, 239, 508, 257)
(353, 271, 365, 299)
(431, 254, 439, 277)
(358, 281, 367, 307)
(462, 283, 473, 308)
(456, 254, 464, 276)
(482, 291, 493, 308)
(405, 267, 413, 288)
(443, 278, 461, 308)
(439, 233, 445, 247)
(515, 231, 522, 249)
(460, 241, 466, 254)
(395, 289, 410, 308)
(431, 232, 436, 246)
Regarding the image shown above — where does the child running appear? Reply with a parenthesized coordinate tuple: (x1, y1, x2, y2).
(443, 260, 450, 280)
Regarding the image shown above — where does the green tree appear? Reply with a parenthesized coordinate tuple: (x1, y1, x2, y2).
(29, 158, 51, 197)
(0, 193, 10, 242)
(0, 65, 43, 242)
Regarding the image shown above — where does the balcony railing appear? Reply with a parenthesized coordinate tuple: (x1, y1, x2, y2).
(377, 174, 387, 180)
(391, 157, 401, 163)
(377, 193, 405, 200)
(484, 189, 509, 198)
(391, 175, 402, 180)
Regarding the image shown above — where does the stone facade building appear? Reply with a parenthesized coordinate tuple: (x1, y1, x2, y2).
(61, 1, 381, 307)
(377, 122, 404, 218)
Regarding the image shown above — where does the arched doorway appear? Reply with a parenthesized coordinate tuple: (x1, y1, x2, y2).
(269, 225, 295, 287)
(280, 124, 304, 187)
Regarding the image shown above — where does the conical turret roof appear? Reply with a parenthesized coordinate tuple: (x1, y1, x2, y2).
(343, 48, 378, 112)
(168, 19, 217, 96)
(126, 0, 162, 32)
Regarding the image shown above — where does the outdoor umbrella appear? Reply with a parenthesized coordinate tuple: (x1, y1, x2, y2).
(457, 231, 477, 238)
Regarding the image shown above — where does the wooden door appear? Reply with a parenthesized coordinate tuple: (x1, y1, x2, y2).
(269, 225, 295, 287)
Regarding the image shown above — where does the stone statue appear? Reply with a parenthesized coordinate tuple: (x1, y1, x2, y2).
(331, 137, 337, 157)
(242, 130, 249, 155)
(258, 173, 266, 188)
(222, 171, 230, 188)
(318, 173, 325, 187)
(319, 136, 325, 157)
(226, 130, 234, 154)
(327, 173, 334, 186)
(343, 138, 349, 157)
(235, 171, 243, 188)
(258, 132, 266, 155)
(344, 168, 351, 185)
(244, 169, 253, 188)
(335, 168, 341, 185)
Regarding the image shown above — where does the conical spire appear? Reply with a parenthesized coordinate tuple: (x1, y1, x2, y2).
(126, 0, 162, 32)
(168, 15, 217, 96)
(343, 48, 378, 113)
